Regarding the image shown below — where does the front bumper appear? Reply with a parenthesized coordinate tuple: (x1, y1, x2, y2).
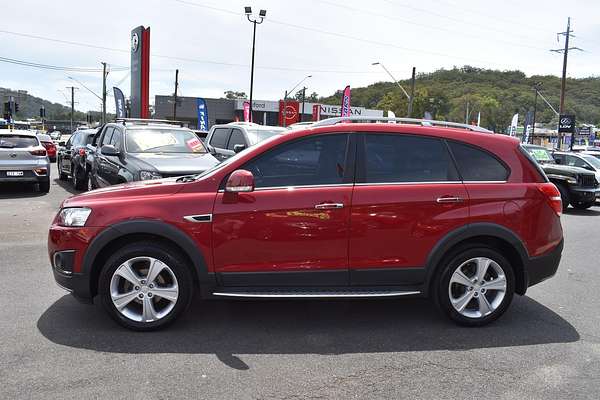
(525, 239, 563, 288)
(569, 187, 600, 203)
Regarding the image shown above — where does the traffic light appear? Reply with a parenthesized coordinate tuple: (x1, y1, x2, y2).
(14, 103, 19, 113)
(40, 106, 46, 118)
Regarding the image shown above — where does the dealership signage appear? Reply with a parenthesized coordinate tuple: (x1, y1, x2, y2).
(558, 114, 575, 133)
(278, 100, 300, 126)
(196, 98, 209, 130)
(234, 99, 279, 112)
(578, 126, 591, 136)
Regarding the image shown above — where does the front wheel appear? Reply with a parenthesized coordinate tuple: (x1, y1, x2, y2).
(72, 164, 88, 190)
(98, 242, 193, 331)
(436, 247, 515, 327)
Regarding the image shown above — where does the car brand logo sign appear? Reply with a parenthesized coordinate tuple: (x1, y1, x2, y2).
(131, 32, 139, 53)
(9, 153, 17, 158)
(558, 114, 575, 133)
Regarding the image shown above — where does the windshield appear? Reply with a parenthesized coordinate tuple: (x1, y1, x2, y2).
(582, 155, 600, 169)
(0, 135, 38, 148)
(126, 128, 207, 154)
(246, 128, 285, 144)
(525, 147, 555, 164)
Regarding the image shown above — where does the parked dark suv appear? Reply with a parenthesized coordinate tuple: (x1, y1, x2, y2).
(49, 117, 564, 331)
(57, 128, 98, 190)
(87, 119, 220, 188)
(522, 144, 599, 210)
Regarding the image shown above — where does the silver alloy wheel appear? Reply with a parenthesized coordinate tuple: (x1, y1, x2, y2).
(448, 257, 507, 319)
(110, 256, 179, 323)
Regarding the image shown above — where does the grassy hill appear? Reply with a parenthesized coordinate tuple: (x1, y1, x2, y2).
(0, 87, 92, 121)
(319, 66, 600, 131)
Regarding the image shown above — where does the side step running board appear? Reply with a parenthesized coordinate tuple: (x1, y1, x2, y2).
(212, 290, 421, 298)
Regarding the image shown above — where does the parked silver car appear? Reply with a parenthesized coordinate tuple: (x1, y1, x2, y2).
(0, 130, 51, 192)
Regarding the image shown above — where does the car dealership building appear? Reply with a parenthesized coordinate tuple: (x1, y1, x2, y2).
(154, 95, 384, 129)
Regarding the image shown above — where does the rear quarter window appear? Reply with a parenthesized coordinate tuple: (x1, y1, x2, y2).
(448, 141, 509, 181)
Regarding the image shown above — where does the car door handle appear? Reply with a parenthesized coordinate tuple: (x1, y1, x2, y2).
(436, 196, 464, 204)
(315, 203, 344, 209)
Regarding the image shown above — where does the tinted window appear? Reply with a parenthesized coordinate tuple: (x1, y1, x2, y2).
(365, 134, 458, 183)
(210, 128, 230, 149)
(566, 155, 590, 169)
(227, 129, 246, 150)
(83, 133, 95, 145)
(110, 130, 122, 149)
(0, 135, 38, 148)
(244, 134, 348, 188)
(448, 141, 509, 181)
(101, 127, 114, 146)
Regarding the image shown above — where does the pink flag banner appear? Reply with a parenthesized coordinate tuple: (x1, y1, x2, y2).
(243, 101, 250, 122)
(340, 85, 351, 118)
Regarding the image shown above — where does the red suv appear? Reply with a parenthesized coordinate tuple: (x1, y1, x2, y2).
(48, 119, 564, 330)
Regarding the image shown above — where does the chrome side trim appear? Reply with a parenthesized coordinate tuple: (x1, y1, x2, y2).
(462, 180, 507, 184)
(354, 181, 462, 186)
(183, 214, 213, 223)
(211, 290, 421, 298)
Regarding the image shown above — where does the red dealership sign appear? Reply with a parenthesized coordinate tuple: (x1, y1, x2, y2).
(312, 104, 321, 121)
(279, 100, 300, 126)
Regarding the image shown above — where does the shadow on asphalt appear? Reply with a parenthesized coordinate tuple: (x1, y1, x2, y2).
(38, 294, 579, 369)
(0, 182, 47, 199)
(564, 207, 600, 216)
(51, 175, 82, 196)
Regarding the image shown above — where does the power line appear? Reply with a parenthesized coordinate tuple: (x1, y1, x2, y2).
(0, 56, 127, 72)
(316, 0, 548, 51)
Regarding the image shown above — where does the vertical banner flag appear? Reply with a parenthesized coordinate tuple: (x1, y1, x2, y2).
(196, 98, 209, 131)
(340, 85, 351, 118)
(312, 104, 321, 121)
(130, 26, 151, 118)
(477, 112, 481, 127)
(510, 113, 519, 137)
(113, 87, 126, 118)
(523, 111, 533, 143)
(243, 101, 250, 122)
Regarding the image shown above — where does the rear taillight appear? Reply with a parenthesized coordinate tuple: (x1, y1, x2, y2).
(538, 183, 562, 216)
(79, 148, 86, 156)
(30, 148, 47, 156)
(42, 142, 55, 150)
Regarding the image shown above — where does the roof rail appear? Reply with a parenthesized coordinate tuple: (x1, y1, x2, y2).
(114, 118, 185, 127)
(311, 116, 493, 133)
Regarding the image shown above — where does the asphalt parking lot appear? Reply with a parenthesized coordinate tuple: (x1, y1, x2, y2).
(1, 167, 600, 400)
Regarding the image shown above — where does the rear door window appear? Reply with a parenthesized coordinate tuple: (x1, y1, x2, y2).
(210, 128, 231, 149)
(448, 141, 509, 181)
(364, 134, 459, 183)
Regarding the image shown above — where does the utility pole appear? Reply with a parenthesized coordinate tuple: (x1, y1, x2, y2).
(101, 62, 107, 124)
(301, 87, 306, 123)
(531, 83, 542, 144)
(173, 69, 179, 120)
(550, 17, 582, 149)
(408, 67, 416, 118)
(66, 86, 78, 134)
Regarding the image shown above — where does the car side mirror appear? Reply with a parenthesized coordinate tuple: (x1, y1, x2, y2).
(225, 169, 254, 193)
(554, 158, 561, 164)
(58, 141, 66, 147)
(233, 144, 246, 153)
(101, 144, 120, 156)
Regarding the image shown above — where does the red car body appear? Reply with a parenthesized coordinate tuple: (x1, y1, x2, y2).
(40, 138, 57, 161)
(48, 123, 563, 328)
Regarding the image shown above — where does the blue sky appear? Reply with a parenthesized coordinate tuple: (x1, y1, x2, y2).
(2, 0, 600, 113)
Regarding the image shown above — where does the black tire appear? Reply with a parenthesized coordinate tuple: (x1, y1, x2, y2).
(87, 170, 96, 191)
(58, 159, 69, 181)
(435, 246, 515, 327)
(572, 201, 594, 210)
(556, 183, 570, 212)
(72, 164, 88, 190)
(38, 179, 50, 193)
(98, 242, 193, 331)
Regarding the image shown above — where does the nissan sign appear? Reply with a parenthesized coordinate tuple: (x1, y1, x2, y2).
(558, 114, 575, 133)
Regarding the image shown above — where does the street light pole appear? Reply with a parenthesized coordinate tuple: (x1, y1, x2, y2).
(282, 75, 312, 127)
(372, 62, 412, 117)
(245, 7, 267, 123)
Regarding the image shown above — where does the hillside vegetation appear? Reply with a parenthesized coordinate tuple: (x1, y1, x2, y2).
(319, 66, 600, 131)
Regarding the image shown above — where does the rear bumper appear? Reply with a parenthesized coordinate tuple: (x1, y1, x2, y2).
(524, 239, 563, 289)
(0, 162, 50, 183)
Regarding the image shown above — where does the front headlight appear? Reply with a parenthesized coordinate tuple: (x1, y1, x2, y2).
(58, 207, 92, 227)
(140, 171, 162, 180)
(566, 177, 578, 184)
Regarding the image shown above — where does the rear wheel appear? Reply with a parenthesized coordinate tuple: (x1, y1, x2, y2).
(436, 247, 515, 326)
(72, 164, 87, 190)
(556, 183, 570, 212)
(98, 242, 193, 331)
